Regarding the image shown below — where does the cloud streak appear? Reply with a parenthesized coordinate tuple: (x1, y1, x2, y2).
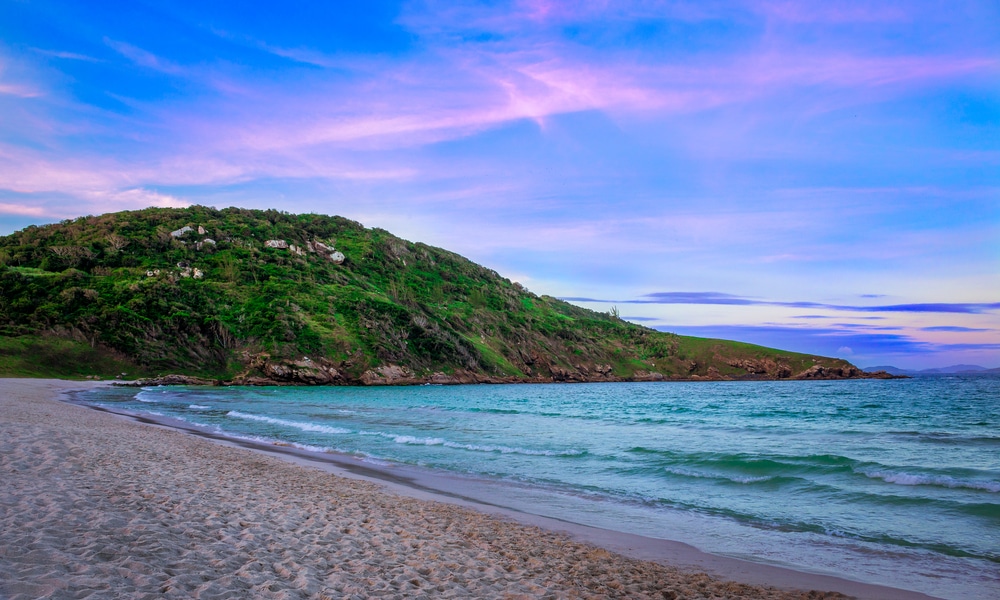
(565, 292, 1000, 314)
(655, 323, 1000, 363)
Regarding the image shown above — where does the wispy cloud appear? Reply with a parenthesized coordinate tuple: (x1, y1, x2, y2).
(32, 48, 101, 62)
(0, 53, 46, 98)
(0, 83, 43, 98)
(103, 38, 184, 75)
(564, 292, 1000, 314)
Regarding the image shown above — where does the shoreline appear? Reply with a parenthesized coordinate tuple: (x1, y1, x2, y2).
(3, 378, 937, 599)
(120, 366, 903, 388)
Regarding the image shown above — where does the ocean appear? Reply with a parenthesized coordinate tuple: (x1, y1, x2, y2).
(76, 375, 999, 599)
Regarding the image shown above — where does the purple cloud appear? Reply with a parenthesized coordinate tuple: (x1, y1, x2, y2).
(564, 292, 1000, 315)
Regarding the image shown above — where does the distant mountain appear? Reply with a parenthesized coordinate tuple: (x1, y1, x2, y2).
(919, 364, 989, 374)
(864, 364, 995, 375)
(0, 206, 891, 384)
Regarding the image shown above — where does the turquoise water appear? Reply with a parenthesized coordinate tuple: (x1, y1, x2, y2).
(80, 376, 1000, 599)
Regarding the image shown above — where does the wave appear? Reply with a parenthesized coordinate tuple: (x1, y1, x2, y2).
(188, 404, 210, 410)
(224, 412, 585, 457)
(663, 466, 774, 484)
(883, 429, 1000, 444)
(627, 447, 857, 473)
(860, 469, 1000, 493)
(359, 431, 585, 456)
(227, 411, 351, 435)
(135, 390, 163, 403)
(624, 448, 1000, 495)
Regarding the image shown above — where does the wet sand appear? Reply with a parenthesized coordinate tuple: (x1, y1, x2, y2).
(0, 379, 938, 599)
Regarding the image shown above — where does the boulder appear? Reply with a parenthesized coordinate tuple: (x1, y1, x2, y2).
(265, 239, 288, 249)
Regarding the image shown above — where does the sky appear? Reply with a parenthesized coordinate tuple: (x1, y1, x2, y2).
(1, 0, 998, 370)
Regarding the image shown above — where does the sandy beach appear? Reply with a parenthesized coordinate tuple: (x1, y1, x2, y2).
(0, 379, 936, 599)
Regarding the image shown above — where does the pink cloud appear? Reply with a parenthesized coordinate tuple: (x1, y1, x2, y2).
(184, 36, 995, 161)
(4, 1, 996, 221)
(0, 202, 51, 217)
(0, 83, 43, 98)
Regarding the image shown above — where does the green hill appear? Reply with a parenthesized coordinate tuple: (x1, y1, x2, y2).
(0, 207, 884, 384)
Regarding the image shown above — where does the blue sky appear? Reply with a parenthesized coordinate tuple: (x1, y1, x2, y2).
(1, 0, 998, 369)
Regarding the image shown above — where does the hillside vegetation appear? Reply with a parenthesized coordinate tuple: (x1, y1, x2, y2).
(0, 207, 878, 384)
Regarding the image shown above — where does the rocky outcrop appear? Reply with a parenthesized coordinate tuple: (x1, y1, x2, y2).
(633, 370, 665, 381)
(118, 350, 900, 388)
(360, 364, 415, 385)
(260, 238, 345, 263)
(724, 357, 793, 378)
(122, 374, 219, 387)
(307, 240, 345, 264)
(248, 354, 343, 385)
(793, 364, 897, 380)
(123, 362, 900, 387)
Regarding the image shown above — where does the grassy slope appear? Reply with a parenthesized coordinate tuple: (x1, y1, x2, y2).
(0, 207, 855, 382)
